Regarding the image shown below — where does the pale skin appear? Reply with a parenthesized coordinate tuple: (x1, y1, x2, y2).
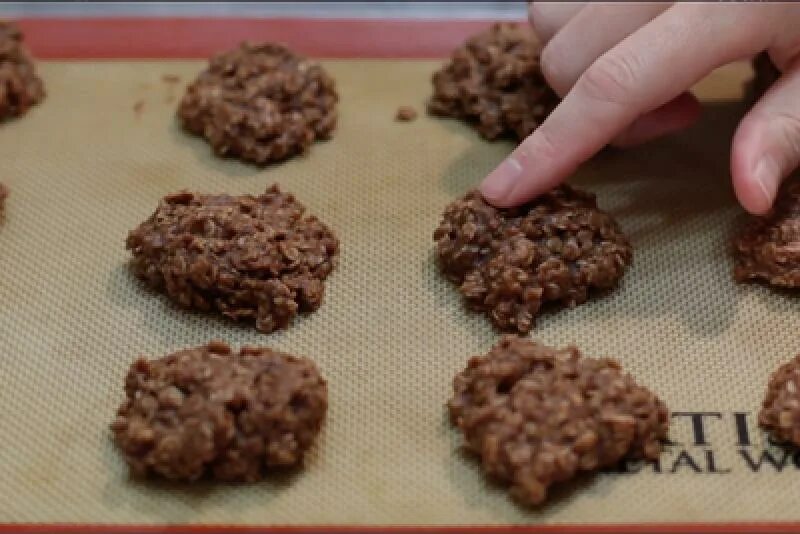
(479, 2, 800, 215)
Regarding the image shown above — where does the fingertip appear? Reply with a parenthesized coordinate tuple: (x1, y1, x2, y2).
(733, 179, 773, 216)
(731, 62, 800, 215)
(733, 156, 779, 216)
(731, 112, 777, 216)
(731, 157, 775, 216)
(480, 154, 565, 209)
(479, 157, 523, 207)
(479, 190, 517, 209)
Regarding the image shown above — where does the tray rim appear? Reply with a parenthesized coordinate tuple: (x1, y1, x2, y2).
(2, 522, 800, 534)
(16, 16, 521, 59)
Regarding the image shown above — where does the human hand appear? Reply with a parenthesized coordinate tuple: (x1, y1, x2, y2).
(479, 2, 800, 215)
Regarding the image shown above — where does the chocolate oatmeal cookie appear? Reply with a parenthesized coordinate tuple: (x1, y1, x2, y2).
(126, 185, 339, 333)
(178, 42, 338, 165)
(0, 21, 45, 120)
(733, 178, 800, 287)
(434, 187, 631, 333)
(111, 341, 327, 481)
(448, 336, 669, 506)
(760, 354, 800, 447)
(428, 23, 559, 142)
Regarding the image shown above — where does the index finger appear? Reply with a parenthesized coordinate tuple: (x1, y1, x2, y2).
(481, 3, 773, 207)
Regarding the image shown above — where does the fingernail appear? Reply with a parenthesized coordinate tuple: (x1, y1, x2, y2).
(752, 156, 781, 212)
(481, 156, 523, 203)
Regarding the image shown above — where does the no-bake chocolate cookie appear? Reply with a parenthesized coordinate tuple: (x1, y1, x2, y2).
(111, 341, 327, 481)
(434, 187, 631, 333)
(448, 336, 669, 506)
(178, 42, 338, 164)
(759, 353, 800, 447)
(428, 23, 559, 142)
(126, 185, 339, 333)
(733, 178, 800, 287)
(0, 21, 45, 120)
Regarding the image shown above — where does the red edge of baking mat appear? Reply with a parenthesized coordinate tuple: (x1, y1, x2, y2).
(3, 523, 800, 534)
(14, 17, 525, 59)
(5, 16, 795, 534)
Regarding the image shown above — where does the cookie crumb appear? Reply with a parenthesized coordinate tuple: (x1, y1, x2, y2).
(133, 99, 144, 116)
(449, 336, 669, 506)
(112, 341, 327, 481)
(395, 105, 417, 122)
(161, 73, 180, 84)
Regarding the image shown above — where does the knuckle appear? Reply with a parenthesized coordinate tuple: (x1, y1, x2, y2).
(579, 53, 641, 106)
(768, 41, 800, 72)
(517, 126, 559, 166)
(681, 3, 769, 56)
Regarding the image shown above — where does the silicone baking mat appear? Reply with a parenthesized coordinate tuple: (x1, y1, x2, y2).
(0, 19, 799, 534)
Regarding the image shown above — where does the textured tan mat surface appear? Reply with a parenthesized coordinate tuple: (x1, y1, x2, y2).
(1, 60, 798, 526)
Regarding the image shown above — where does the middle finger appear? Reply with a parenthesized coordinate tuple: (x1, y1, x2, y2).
(541, 2, 669, 96)
(528, 2, 585, 43)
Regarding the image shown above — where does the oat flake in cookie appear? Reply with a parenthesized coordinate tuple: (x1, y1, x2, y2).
(428, 23, 559, 142)
(111, 341, 327, 481)
(759, 354, 800, 446)
(126, 185, 339, 333)
(178, 42, 338, 165)
(733, 178, 800, 287)
(0, 21, 45, 120)
(434, 186, 631, 333)
(448, 336, 669, 506)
